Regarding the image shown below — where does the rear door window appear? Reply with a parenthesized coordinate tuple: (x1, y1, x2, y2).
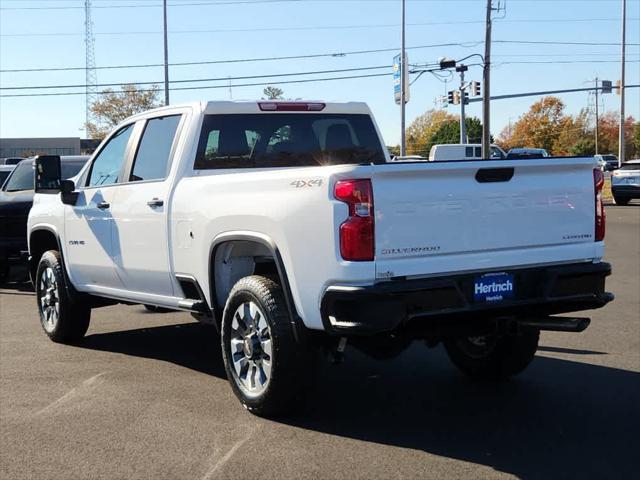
(194, 113, 385, 169)
(130, 115, 182, 182)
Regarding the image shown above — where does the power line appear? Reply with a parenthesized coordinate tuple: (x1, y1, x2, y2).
(0, 0, 629, 10)
(0, 71, 393, 98)
(0, 42, 479, 73)
(3, 39, 639, 74)
(0, 64, 394, 90)
(3, 58, 637, 92)
(4, 17, 639, 37)
(495, 40, 640, 47)
(0, 1, 306, 10)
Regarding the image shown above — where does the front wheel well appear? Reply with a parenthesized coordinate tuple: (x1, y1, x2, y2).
(29, 229, 61, 282)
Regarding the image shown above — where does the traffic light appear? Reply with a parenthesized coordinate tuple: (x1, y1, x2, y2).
(447, 90, 461, 105)
(470, 81, 481, 97)
(615, 79, 622, 95)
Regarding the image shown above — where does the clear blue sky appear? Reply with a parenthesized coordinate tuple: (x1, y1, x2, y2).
(1, 0, 639, 147)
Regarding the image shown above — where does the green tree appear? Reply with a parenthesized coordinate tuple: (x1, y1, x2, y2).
(262, 86, 284, 100)
(86, 84, 161, 140)
(430, 117, 483, 146)
(387, 145, 400, 156)
(405, 109, 456, 156)
(570, 138, 596, 157)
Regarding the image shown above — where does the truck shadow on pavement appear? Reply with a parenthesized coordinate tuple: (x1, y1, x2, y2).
(78, 322, 639, 479)
(80, 322, 227, 379)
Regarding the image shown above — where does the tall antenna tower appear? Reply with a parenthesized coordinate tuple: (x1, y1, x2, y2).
(84, 0, 98, 132)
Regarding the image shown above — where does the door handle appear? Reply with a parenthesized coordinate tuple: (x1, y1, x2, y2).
(96, 201, 110, 210)
(147, 198, 164, 208)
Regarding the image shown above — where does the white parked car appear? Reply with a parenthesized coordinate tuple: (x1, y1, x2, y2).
(27, 100, 613, 416)
(611, 159, 640, 205)
(506, 148, 550, 159)
(429, 143, 506, 161)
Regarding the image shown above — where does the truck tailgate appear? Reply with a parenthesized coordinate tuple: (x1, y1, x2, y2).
(372, 158, 600, 279)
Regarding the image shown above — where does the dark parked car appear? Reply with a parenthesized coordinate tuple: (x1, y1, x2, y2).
(0, 156, 88, 283)
(506, 148, 550, 159)
(0, 165, 15, 188)
(0, 157, 25, 166)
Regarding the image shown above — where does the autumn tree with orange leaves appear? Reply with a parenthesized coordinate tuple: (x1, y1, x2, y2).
(497, 96, 638, 159)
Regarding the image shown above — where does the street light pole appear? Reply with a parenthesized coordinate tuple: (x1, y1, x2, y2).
(618, 0, 626, 165)
(400, 0, 406, 156)
(482, 0, 492, 158)
(163, 0, 170, 106)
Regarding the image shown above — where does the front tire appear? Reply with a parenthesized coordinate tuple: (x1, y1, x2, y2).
(221, 275, 313, 417)
(613, 196, 630, 206)
(36, 250, 91, 343)
(444, 330, 539, 380)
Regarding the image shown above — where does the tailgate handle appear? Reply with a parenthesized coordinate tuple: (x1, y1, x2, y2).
(475, 167, 514, 183)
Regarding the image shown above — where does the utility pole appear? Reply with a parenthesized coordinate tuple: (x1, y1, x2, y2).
(618, 0, 626, 165)
(482, 0, 492, 158)
(400, 0, 406, 156)
(163, 0, 170, 106)
(594, 78, 599, 155)
(457, 65, 468, 144)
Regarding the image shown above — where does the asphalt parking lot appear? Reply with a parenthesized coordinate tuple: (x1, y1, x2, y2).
(1, 204, 638, 480)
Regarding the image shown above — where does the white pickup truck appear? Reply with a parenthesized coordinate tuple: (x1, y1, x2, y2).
(28, 101, 613, 416)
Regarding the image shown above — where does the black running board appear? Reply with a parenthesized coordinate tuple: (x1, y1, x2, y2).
(177, 299, 208, 314)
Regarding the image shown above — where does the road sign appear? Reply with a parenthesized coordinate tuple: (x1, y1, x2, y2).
(393, 53, 410, 105)
(601, 80, 612, 94)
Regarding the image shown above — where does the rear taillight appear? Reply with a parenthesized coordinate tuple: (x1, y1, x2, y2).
(334, 179, 374, 261)
(593, 168, 605, 241)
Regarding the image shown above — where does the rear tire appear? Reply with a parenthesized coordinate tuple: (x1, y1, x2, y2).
(221, 275, 314, 417)
(614, 196, 630, 206)
(36, 250, 91, 343)
(444, 330, 539, 380)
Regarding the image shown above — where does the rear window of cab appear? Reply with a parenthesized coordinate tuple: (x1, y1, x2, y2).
(194, 113, 385, 169)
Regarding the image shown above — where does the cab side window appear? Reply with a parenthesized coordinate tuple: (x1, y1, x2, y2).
(130, 115, 182, 182)
(87, 124, 134, 187)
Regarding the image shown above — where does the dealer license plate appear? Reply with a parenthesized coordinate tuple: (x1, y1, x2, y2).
(474, 272, 515, 303)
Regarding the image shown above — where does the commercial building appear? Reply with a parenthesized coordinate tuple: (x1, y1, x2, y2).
(0, 137, 100, 158)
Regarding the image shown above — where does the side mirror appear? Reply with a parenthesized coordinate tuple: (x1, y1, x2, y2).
(34, 155, 61, 193)
(60, 179, 78, 206)
(61, 179, 75, 194)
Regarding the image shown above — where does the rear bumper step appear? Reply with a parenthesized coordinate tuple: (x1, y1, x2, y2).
(321, 262, 613, 336)
(517, 316, 590, 332)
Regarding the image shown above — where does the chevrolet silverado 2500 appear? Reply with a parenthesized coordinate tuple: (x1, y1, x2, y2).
(27, 101, 613, 416)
